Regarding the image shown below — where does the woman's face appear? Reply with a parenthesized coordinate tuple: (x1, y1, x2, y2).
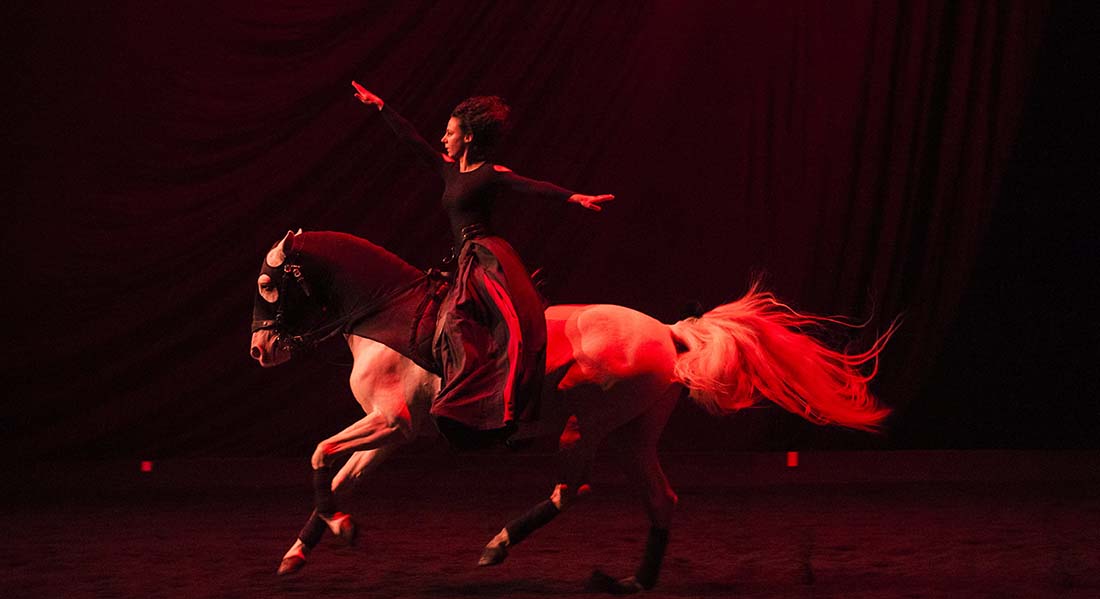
(441, 117, 472, 160)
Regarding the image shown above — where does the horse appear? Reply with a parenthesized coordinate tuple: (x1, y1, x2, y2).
(249, 230, 896, 593)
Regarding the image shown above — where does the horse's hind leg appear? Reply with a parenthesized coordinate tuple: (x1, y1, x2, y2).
(610, 391, 679, 530)
(592, 388, 680, 593)
(478, 413, 599, 567)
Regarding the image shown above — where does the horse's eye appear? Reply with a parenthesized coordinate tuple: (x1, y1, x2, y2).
(258, 274, 279, 303)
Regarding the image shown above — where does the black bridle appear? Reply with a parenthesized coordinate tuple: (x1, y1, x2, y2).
(251, 258, 340, 357)
(251, 261, 310, 331)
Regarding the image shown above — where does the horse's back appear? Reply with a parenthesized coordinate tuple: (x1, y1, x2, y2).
(546, 304, 678, 391)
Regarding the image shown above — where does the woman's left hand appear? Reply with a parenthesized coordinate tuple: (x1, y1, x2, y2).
(569, 194, 615, 211)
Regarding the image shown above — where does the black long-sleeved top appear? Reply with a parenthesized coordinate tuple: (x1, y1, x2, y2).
(379, 105, 576, 244)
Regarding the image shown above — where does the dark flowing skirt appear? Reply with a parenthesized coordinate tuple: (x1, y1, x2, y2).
(431, 235, 546, 437)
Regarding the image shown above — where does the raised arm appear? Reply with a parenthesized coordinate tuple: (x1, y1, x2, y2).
(353, 81, 449, 175)
(494, 166, 615, 211)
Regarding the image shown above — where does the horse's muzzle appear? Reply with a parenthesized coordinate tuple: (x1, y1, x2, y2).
(250, 329, 290, 367)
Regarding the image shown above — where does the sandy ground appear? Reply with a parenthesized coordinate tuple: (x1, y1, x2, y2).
(4, 459, 1099, 599)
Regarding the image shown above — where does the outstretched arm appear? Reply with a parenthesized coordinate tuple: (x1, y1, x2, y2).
(352, 80, 449, 174)
(494, 166, 614, 212)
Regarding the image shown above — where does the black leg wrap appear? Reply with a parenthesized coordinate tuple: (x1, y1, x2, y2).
(312, 466, 336, 515)
(298, 510, 326, 548)
(504, 499, 560, 545)
(634, 527, 670, 590)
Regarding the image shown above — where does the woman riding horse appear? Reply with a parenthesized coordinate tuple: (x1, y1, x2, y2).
(353, 82, 613, 447)
(251, 230, 897, 592)
(266, 85, 612, 582)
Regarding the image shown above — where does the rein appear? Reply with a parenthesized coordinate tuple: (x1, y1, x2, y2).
(408, 268, 450, 356)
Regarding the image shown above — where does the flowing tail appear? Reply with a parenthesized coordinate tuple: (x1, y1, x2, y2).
(669, 283, 898, 431)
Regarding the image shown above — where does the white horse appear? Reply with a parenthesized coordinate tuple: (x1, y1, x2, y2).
(249, 230, 895, 593)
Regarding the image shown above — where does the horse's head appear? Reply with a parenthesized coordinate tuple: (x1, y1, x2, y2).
(250, 230, 327, 367)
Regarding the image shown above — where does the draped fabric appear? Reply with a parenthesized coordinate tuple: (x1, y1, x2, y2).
(9, 1, 1075, 457)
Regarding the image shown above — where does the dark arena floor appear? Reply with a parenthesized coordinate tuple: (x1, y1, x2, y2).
(7, 451, 1100, 599)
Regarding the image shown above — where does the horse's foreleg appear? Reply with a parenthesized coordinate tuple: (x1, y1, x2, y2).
(319, 444, 403, 541)
(280, 509, 361, 575)
(278, 413, 405, 576)
(278, 516, 321, 575)
(311, 409, 404, 469)
(303, 445, 401, 545)
(332, 444, 400, 503)
(308, 408, 403, 516)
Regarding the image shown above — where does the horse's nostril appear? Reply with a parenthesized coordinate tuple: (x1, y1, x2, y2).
(251, 346, 262, 359)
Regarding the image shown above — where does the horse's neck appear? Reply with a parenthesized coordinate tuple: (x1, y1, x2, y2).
(345, 278, 440, 374)
(298, 232, 439, 373)
(298, 231, 420, 298)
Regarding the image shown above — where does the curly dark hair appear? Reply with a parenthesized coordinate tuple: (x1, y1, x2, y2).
(451, 96, 511, 162)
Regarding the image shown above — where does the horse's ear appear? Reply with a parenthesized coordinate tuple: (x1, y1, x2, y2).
(265, 230, 295, 267)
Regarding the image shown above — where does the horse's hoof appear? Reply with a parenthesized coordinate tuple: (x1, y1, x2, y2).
(277, 555, 306, 576)
(332, 514, 359, 546)
(477, 543, 508, 567)
(586, 569, 645, 595)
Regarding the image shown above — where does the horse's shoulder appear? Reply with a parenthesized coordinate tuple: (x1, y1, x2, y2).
(348, 336, 420, 386)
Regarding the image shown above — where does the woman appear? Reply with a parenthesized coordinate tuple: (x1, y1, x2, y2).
(352, 81, 613, 448)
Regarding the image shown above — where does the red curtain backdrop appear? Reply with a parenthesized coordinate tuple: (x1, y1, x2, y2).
(9, 1, 1075, 458)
